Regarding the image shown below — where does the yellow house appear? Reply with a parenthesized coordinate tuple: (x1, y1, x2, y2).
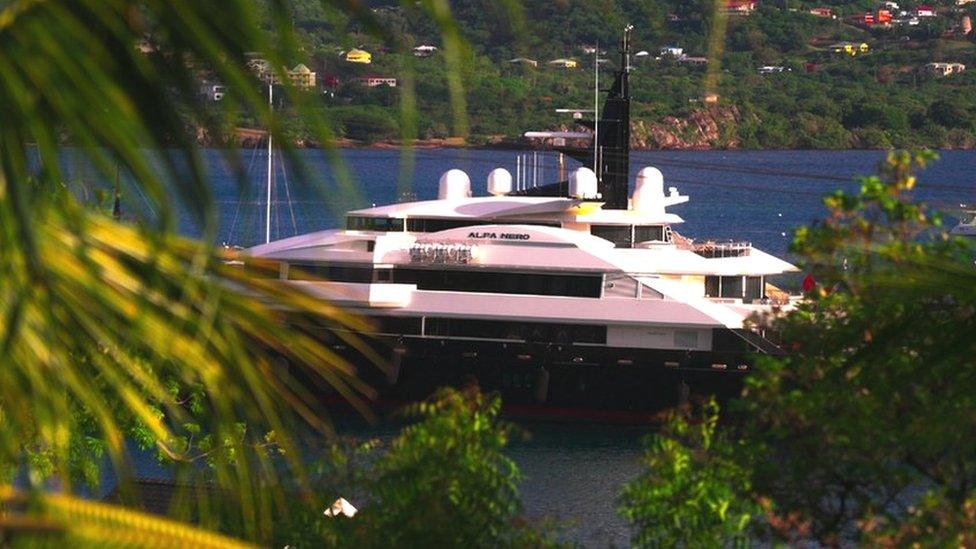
(287, 64, 316, 90)
(830, 42, 869, 56)
(345, 48, 372, 64)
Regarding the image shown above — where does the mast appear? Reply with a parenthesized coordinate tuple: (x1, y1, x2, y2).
(265, 82, 273, 244)
(509, 25, 634, 209)
(593, 40, 599, 176)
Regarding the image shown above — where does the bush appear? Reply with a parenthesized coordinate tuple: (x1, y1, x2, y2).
(323, 387, 553, 548)
(620, 399, 759, 548)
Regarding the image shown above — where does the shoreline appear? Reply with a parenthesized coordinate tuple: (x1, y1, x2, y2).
(229, 126, 976, 152)
(247, 138, 976, 152)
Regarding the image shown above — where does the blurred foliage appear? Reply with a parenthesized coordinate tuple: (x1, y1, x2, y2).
(619, 399, 758, 548)
(0, 485, 254, 548)
(620, 150, 976, 544)
(0, 0, 397, 544)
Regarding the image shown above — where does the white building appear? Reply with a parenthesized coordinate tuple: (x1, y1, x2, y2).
(659, 46, 684, 57)
(354, 75, 398, 88)
(200, 83, 226, 101)
(922, 62, 966, 77)
(413, 45, 438, 57)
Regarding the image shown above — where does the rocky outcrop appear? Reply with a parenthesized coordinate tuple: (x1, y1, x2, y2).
(632, 106, 741, 150)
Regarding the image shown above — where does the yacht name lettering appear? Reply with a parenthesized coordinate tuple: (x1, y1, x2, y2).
(467, 231, 531, 241)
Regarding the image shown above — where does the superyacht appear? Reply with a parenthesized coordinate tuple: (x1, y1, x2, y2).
(247, 28, 798, 416)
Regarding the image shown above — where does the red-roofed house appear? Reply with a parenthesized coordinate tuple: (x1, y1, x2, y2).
(322, 74, 340, 89)
(849, 12, 875, 26)
(726, 0, 757, 14)
(914, 5, 936, 16)
(809, 7, 833, 18)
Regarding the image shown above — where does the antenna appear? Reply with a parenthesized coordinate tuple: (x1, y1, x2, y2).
(593, 40, 599, 176)
(265, 82, 273, 244)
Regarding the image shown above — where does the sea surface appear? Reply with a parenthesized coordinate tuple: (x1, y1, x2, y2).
(62, 148, 976, 546)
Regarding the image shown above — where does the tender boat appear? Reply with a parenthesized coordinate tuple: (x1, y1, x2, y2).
(951, 206, 976, 237)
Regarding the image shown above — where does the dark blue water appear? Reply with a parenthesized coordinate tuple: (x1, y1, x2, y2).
(62, 148, 976, 546)
(63, 148, 976, 256)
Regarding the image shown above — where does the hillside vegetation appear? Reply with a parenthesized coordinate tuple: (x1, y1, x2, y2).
(252, 0, 976, 149)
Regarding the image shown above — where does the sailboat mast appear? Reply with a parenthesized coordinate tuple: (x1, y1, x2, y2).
(593, 41, 599, 176)
(265, 82, 273, 244)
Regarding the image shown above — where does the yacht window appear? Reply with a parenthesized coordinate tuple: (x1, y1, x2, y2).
(391, 268, 602, 298)
(705, 276, 721, 297)
(346, 216, 405, 232)
(363, 315, 422, 335)
(405, 218, 559, 233)
(704, 275, 747, 298)
(634, 225, 666, 243)
(421, 317, 607, 344)
(591, 225, 633, 247)
(289, 263, 373, 283)
(744, 276, 764, 301)
(722, 276, 744, 298)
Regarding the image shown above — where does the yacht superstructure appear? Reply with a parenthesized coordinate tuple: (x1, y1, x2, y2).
(246, 27, 799, 415)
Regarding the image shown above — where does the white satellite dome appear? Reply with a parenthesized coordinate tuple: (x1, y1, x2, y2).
(632, 166, 665, 213)
(486, 168, 512, 196)
(438, 169, 472, 200)
(569, 167, 599, 199)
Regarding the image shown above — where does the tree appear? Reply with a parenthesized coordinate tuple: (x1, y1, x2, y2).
(739, 150, 976, 544)
(622, 151, 976, 545)
(619, 399, 759, 548)
(323, 387, 553, 548)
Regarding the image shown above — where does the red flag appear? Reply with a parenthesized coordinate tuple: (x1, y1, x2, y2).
(802, 273, 816, 293)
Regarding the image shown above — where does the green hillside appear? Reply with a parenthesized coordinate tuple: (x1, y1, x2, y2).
(245, 0, 976, 149)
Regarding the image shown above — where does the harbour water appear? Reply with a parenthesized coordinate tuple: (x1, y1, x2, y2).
(65, 148, 976, 545)
(212, 149, 976, 254)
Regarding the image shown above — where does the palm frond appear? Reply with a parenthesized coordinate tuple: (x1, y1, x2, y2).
(0, 0, 401, 541)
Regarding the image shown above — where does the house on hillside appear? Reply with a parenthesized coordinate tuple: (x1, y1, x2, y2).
(914, 5, 936, 17)
(321, 74, 340, 89)
(136, 38, 157, 54)
(547, 58, 578, 69)
(660, 46, 684, 57)
(726, 0, 757, 14)
(677, 56, 709, 66)
(200, 83, 226, 102)
(287, 64, 316, 90)
(344, 49, 372, 64)
(849, 10, 891, 28)
(246, 58, 275, 83)
(921, 62, 966, 77)
(809, 7, 834, 18)
(758, 65, 789, 74)
(413, 45, 437, 57)
(352, 75, 398, 88)
(507, 57, 538, 67)
(829, 42, 870, 56)
(849, 12, 876, 26)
